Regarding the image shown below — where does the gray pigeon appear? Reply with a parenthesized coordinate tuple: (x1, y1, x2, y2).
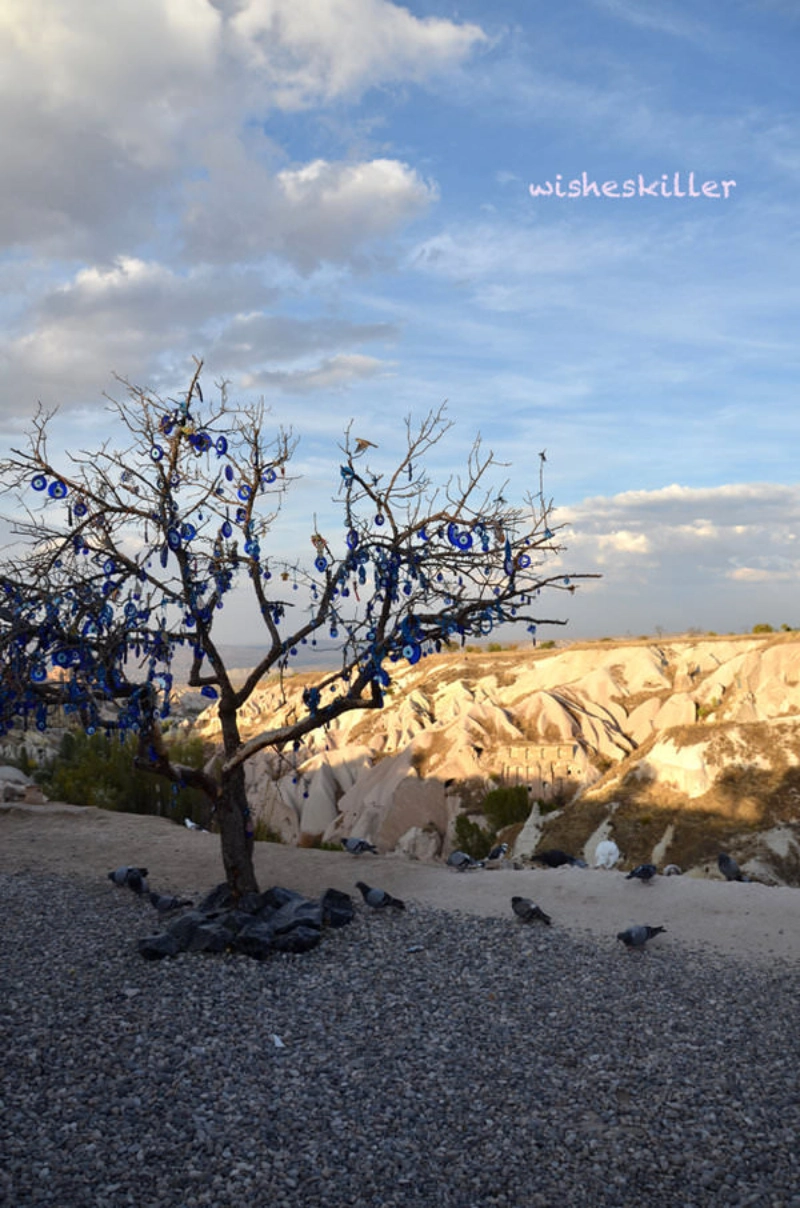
(355, 881, 405, 911)
(446, 850, 483, 871)
(149, 891, 194, 913)
(487, 842, 509, 862)
(617, 924, 666, 950)
(626, 863, 657, 883)
(108, 866, 149, 894)
(511, 896, 551, 925)
(718, 853, 750, 882)
(342, 837, 378, 855)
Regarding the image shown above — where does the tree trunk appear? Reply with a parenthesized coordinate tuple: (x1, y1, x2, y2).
(217, 763, 258, 896)
(217, 705, 258, 896)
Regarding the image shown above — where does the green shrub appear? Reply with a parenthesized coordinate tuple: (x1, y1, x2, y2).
(454, 814, 495, 860)
(36, 729, 210, 827)
(752, 623, 774, 634)
(482, 784, 531, 830)
(538, 639, 556, 649)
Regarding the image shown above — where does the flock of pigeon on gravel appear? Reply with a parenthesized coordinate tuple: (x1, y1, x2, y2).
(107, 842, 753, 959)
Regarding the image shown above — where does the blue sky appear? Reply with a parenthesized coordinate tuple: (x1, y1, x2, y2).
(2, 0, 799, 643)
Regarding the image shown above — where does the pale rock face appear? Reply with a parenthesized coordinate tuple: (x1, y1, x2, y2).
(651, 693, 696, 730)
(299, 761, 339, 837)
(394, 825, 443, 861)
(626, 696, 665, 743)
(322, 747, 417, 850)
(631, 738, 713, 798)
(186, 636, 800, 872)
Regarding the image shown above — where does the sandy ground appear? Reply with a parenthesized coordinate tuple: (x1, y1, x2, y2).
(2, 800, 799, 964)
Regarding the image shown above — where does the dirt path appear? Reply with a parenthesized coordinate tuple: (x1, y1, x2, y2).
(3, 801, 799, 963)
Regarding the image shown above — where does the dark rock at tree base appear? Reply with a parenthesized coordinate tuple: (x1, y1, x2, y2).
(273, 925, 322, 954)
(234, 920, 277, 960)
(187, 923, 232, 953)
(321, 887, 355, 928)
(197, 883, 236, 913)
(269, 897, 323, 935)
(260, 886, 306, 911)
(137, 885, 352, 961)
(138, 931, 183, 960)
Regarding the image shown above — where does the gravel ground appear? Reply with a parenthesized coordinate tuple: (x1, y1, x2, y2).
(2, 871, 799, 1208)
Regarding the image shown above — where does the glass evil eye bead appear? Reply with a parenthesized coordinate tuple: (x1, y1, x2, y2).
(235, 507, 247, 524)
(221, 521, 233, 538)
(200, 685, 219, 699)
(237, 485, 251, 502)
(346, 529, 359, 550)
(167, 529, 182, 551)
(30, 664, 47, 683)
(262, 468, 277, 485)
(160, 415, 174, 435)
(374, 514, 385, 526)
(31, 474, 48, 491)
(224, 465, 234, 482)
(215, 436, 228, 456)
(315, 556, 327, 572)
(48, 480, 68, 500)
(181, 522, 196, 541)
(517, 554, 531, 569)
(150, 445, 164, 462)
(403, 642, 422, 665)
(73, 500, 88, 517)
(447, 523, 473, 551)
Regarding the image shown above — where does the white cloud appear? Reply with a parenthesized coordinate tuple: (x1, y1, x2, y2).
(183, 152, 437, 268)
(596, 530, 652, 556)
(243, 352, 388, 393)
(558, 482, 800, 585)
(227, 0, 487, 108)
(0, 0, 482, 258)
(0, 0, 223, 255)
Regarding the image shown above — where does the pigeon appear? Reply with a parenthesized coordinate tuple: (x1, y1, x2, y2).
(532, 849, 586, 869)
(149, 891, 194, 913)
(626, 863, 658, 883)
(718, 853, 750, 882)
(108, 866, 149, 894)
(184, 818, 207, 832)
(446, 850, 483, 871)
(342, 837, 378, 855)
(355, 881, 405, 911)
(511, 896, 551, 925)
(594, 839, 620, 869)
(617, 924, 666, 950)
(487, 842, 509, 862)
(663, 864, 683, 877)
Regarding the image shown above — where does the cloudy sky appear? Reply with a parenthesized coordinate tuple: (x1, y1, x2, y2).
(2, 0, 799, 644)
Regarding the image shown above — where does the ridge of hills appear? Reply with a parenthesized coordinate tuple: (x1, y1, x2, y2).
(187, 631, 800, 886)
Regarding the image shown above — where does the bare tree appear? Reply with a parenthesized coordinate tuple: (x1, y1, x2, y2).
(0, 362, 596, 895)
